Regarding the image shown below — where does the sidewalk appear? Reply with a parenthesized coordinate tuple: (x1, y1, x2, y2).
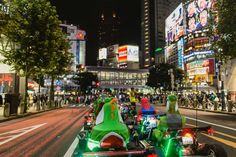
(153, 102, 236, 115)
(0, 105, 64, 123)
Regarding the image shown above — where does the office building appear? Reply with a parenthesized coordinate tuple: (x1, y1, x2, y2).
(60, 24, 86, 72)
(141, 0, 186, 68)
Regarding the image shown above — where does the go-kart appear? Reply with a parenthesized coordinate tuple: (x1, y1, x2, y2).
(137, 113, 166, 140)
(156, 125, 227, 157)
(73, 99, 160, 157)
(84, 114, 95, 131)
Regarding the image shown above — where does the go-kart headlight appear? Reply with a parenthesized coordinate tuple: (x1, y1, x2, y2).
(88, 138, 100, 151)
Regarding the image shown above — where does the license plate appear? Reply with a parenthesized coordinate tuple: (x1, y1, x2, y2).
(182, 137, 193, 145)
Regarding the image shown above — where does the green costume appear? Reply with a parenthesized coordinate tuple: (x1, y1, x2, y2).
(88, 97, 130, 151)
(152, 95, 186, 143)
(93, 98, 103, 117)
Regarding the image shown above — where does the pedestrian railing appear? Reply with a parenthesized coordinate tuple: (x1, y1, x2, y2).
(178, 97, 236, 113)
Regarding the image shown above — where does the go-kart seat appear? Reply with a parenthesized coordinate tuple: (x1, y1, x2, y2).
(90, 98, 130, 150)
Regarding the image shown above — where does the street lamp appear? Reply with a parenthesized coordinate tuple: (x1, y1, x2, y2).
(63, 77, 67, 104)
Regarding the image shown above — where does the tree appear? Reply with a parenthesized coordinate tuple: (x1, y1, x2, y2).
(209, 0, 236, 59)
(73, 72, 98, 93)
(146, 63, 184, 93)
(0, 0, 72, 111)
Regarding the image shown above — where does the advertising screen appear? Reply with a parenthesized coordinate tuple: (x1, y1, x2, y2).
(165, 44, 176, 61)
(118, 46, 127, 63)
(177, 38, 184, 69)
(98, 48, 107, 60)
(165, 3, 184, 44)
(186, 0, 213, 33)
(0, 73, 15, 93)
(186, 58, 215, 76)
(127, 46, 139, 62)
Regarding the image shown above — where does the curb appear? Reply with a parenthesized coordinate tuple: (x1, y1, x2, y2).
(179, 106, 236, 116)
(0, 107, 63, 123)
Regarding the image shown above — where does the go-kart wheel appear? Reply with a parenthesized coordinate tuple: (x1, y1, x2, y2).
(207, 144, 227, 157)
(198, 144, 227, 157)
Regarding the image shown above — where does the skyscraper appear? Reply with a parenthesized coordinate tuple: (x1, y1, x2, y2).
(141, 0, 186, 68)
(98, 8, 120, 48)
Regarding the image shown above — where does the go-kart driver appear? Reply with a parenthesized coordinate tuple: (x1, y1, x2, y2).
(88, 97, 130, 151)
(152, 94, 186, 143)
(137, 97, 156, 122)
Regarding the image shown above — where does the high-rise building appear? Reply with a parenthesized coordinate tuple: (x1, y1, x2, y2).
(98, 8, 120, 48)
(60, 23, 86, 72)
(141, 0, 186, 68)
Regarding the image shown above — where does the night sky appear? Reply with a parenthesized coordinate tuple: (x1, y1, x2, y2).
(49, 0, 141, 66)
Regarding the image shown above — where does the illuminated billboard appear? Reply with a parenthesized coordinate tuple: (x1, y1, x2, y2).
(186, 0, 213, 33)
(76, 30, 86, 40)
(127, 46, 139, 62)
(118, 45, 139, 63)
(177, 38, 184, 69)
(165, 3, 184, 44)
(118, 46, 127, 63)
(98, 48, 107, 60)
(186, 58, 215, 75)
(165, 44, 176, 61)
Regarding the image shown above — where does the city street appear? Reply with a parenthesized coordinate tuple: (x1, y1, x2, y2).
(0, 105, 235, 157)
(0, 106, 89, 157)
(157, 105, 236, 157)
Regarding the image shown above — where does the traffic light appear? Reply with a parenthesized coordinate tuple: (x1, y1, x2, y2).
(96, 82, 100, 87)
(77, 64, 85, 72)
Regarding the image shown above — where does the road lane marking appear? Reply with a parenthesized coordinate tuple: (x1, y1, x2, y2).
(186, 123, 236, 148)
(0, 123, 47, 146)
(64, 127, 84, 157)
(203, 133, 236, 149)
(186, 116, 236, 131)
(186, 123, 236, 140)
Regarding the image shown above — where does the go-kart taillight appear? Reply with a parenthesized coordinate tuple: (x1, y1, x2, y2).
(207, 128, 214, 135)
(184, 133, 193, 138)
(100, 135, 124, 149)
(147, 154, 158, 157)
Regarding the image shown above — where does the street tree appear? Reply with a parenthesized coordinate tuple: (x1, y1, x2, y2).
(0, 0, 72, 111)
(146, 63, 184, 93)
(73, 72, 98, 94)
(208, 0, 236, 59)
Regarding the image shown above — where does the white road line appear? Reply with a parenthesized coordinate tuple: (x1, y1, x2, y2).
(0, 123, 47, 146)
(186, 116, 236, 131)
(64, 127, 84, 157)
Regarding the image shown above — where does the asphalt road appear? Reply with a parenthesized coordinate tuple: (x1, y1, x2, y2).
(0, 106, 89, 157)
(0, 104, 235, 157)
(156, 105, 236, 157)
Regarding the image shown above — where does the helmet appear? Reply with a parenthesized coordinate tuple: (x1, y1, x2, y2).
(167, 95, 178, 112)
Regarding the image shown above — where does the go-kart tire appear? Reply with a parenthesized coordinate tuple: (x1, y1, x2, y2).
(200, 144, 227, 157)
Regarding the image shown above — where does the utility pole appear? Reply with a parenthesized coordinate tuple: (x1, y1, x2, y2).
(168, 69, 175, 93)
(218, 60, 226, 111)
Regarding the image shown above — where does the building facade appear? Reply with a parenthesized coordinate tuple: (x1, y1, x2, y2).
(86, 66, 148, 90)
(165, 0, 217, 90)
(98, 9, 120, 48)
(141, 0, 186, 68)
(60, 24, 86, 72)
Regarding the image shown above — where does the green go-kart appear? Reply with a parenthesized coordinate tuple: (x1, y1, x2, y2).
(72, 99, 163, 157)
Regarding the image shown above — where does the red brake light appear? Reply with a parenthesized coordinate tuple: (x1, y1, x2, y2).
(147, 154, 158, 157)
(184, 133, 193, 138)
(208, 128, 214, 135)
